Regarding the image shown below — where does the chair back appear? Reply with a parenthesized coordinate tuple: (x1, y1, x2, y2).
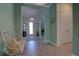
(1, 31, 19, 55)
(0, 32, 7, 55)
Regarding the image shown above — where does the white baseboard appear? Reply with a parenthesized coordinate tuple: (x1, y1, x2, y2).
(44, 40, 57, 47)
(71, 53, 77, 56)
(57, 43, 61, 47)
(57, 42, 72, 47)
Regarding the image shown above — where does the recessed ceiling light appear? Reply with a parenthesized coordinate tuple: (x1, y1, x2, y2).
(32, 3, 46, 6)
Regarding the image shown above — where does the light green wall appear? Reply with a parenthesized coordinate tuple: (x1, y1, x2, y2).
(42, 4, 57, 44)
(14, 4, 21, 40)
(49, 4, 57, 44)
(0, 3, 14, 31)
(44, 7, 50, 42)
(0, 3, 14, 55)
(73, 4, 79, 55)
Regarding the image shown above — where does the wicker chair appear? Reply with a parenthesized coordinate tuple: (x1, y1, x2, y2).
(0, 32, 8, 55)
(1, 31, 22, 56)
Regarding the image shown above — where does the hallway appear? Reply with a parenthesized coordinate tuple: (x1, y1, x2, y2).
(21, 3, 72, 56)
(22, 36, 72, 56)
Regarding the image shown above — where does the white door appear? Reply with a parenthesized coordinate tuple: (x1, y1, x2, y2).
(60, 4, 73, 44)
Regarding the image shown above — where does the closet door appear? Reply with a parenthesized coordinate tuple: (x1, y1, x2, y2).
(60, 4, 73, 44)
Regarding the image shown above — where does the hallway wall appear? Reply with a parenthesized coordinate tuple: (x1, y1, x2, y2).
(0, 3, 14, 32)
(73, 4, 79, 55)
(49, 4, 57, 44)
(14, 4, 21, 40)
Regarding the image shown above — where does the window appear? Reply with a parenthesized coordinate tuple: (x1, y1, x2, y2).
(29, 22, 33, 35)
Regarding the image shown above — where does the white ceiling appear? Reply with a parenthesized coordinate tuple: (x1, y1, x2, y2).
(21, 6, 44, 18)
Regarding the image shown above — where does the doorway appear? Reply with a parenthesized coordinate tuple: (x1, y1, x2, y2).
(29, 21, 33, 35)
(21, 6, 45, 42)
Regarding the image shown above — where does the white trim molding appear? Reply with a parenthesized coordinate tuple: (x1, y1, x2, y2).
(44, 40, 57, 47)
(72, 53, 77, 56)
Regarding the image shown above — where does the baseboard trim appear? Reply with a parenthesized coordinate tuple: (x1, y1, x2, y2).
(57, 43, 61, 47)
(44, 40, 57, 47)
(71, 53, 77, 56)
